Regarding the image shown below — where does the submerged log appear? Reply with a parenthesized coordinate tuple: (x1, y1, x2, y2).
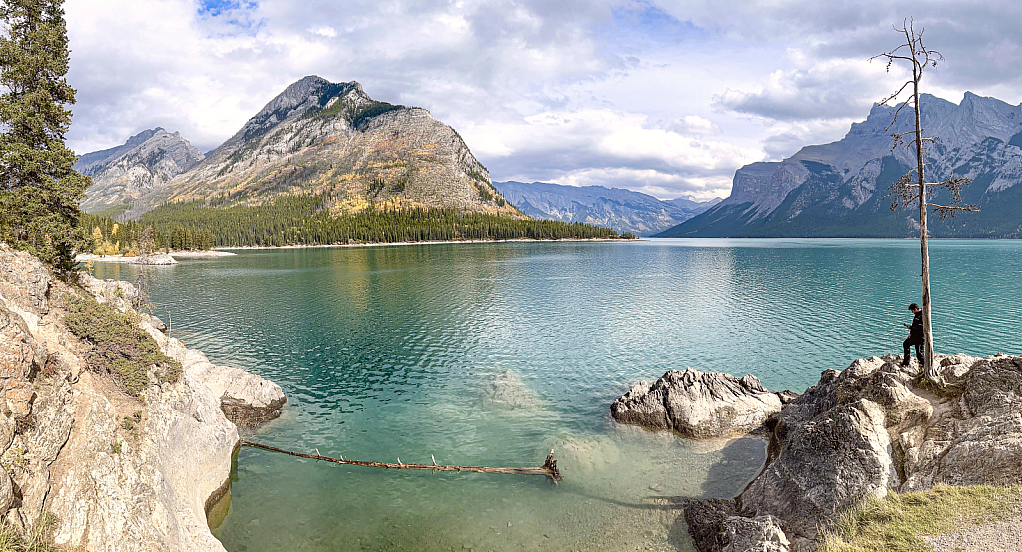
(240, 439, 562, 482)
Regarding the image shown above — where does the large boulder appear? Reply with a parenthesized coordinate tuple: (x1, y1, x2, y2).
(681, 354, 1022, 551)
(681, 498, 790, 552)
(611, 368, 791, 438)
(739, 399, 895, 539)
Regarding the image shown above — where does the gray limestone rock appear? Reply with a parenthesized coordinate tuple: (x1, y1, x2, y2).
(0, 470, 12, 518)
(483, 370, 539, 411)
(681, 353, 1022, 551)
(611, 368, 789, 438)
(129, 253, 178, 265)
(142, 324, 286, 427)
(0, 245, 51, 323)
(720, 515, 790, 552)
(739, 399, 895, 539)
(0, 249, 287, 550)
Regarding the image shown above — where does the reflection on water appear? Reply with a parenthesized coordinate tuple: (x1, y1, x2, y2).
(92, 239, 1022, 552)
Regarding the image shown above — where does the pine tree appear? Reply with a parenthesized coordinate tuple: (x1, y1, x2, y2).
(0, 0, 89, 277)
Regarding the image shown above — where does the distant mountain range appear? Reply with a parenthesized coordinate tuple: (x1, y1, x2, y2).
(78, 76, 518, 219)
(658, 92, 1022, 238)
(76, 128, 204, 213)
(493, 181, 720, 236)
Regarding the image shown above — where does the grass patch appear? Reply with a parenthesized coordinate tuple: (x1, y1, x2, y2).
(821, 484, 1022, 552)
(63, 294, 181, 396)
(0, 512, 59, 552)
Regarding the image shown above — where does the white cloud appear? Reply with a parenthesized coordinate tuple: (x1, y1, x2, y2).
(309, 26, 337, 38)
(462, 108, 762, 198)
(62, 0, 1022, 201)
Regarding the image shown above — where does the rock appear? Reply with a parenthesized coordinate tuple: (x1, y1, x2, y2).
(720, 515, 790, 552)
(5, 382, 35, 419)
(546, 434, 621, 474)
(143, 313, 167, 332)
(0, 244, 51, 320)
(81, 274, 138, 312)
(739, 399, 895, 539)
(0, 248, 288, 550)
(0, 304, 45, 384)
(611, 368, 789, 438)
(0, 470, 13, 517)
(682, 354, 1022, 550)
(183, 353, 285, 427)
(682, 498, 739, 552)
(129, 253, 178, 265)
(483, 370, 539, 411)
(143, 323, 286, 427)
(0, 415, 14, 454)
(46, 370, 237, 552)
(26, 381, 74, 462)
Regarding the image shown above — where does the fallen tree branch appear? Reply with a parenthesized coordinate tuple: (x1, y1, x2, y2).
(240, 439, 562, 482)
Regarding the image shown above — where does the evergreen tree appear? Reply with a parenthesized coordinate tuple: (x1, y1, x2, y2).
(0, 0, 89, 277)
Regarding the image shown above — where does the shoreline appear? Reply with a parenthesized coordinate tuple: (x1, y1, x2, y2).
(75, 238, 636, 263)
(216, 237, 634, 251)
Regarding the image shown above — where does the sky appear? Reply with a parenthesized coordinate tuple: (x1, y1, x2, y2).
(63, 0, 1022, 201)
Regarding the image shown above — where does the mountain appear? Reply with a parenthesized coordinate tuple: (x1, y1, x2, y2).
(657, 92, 1022, 238)
(76, 128, 204, 213)
(122, 76, 517, 219)
(493, 181, 719, 236)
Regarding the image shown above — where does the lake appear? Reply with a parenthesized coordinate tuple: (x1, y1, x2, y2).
(92, 238, 1022, 552)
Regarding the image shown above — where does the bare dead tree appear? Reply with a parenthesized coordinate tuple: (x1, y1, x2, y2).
(871, 19, 979, 386)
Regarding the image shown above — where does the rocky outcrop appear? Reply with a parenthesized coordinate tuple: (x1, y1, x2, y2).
(678, 354, 1022, 551)
(0, 244, 285, 550)
(81, 275, 287, 427)
(129, 253, 178, 265)
(164, 347, 286, 427)
(611, 368, 794, 438)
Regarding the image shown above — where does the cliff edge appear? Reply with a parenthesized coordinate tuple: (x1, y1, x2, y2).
(0, 244, 285, 551)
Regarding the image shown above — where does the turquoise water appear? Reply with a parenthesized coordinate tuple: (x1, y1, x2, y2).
(93, 239, 1022, 552)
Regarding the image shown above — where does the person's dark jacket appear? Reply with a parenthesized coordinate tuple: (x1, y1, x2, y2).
(910, 311, 923, 338)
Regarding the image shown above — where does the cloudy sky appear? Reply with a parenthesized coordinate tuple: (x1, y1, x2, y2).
(64, 0, 1022, 200)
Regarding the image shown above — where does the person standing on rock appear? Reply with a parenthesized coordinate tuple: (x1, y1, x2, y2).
(902, 303, 925, 367)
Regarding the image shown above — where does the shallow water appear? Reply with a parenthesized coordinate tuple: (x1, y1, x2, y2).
(93, 238, 1022, 552)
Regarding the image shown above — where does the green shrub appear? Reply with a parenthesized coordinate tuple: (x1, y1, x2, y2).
(63, 294, 181, 396)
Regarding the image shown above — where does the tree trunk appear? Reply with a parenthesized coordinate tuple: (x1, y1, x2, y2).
(912, 60, 939, 385)
(240, 440, 563, 482)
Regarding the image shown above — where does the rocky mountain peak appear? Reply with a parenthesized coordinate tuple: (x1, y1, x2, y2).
(122, 76, 517, 219)
(78, 128, 205, 213)
(661, 90, 1022, 238)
